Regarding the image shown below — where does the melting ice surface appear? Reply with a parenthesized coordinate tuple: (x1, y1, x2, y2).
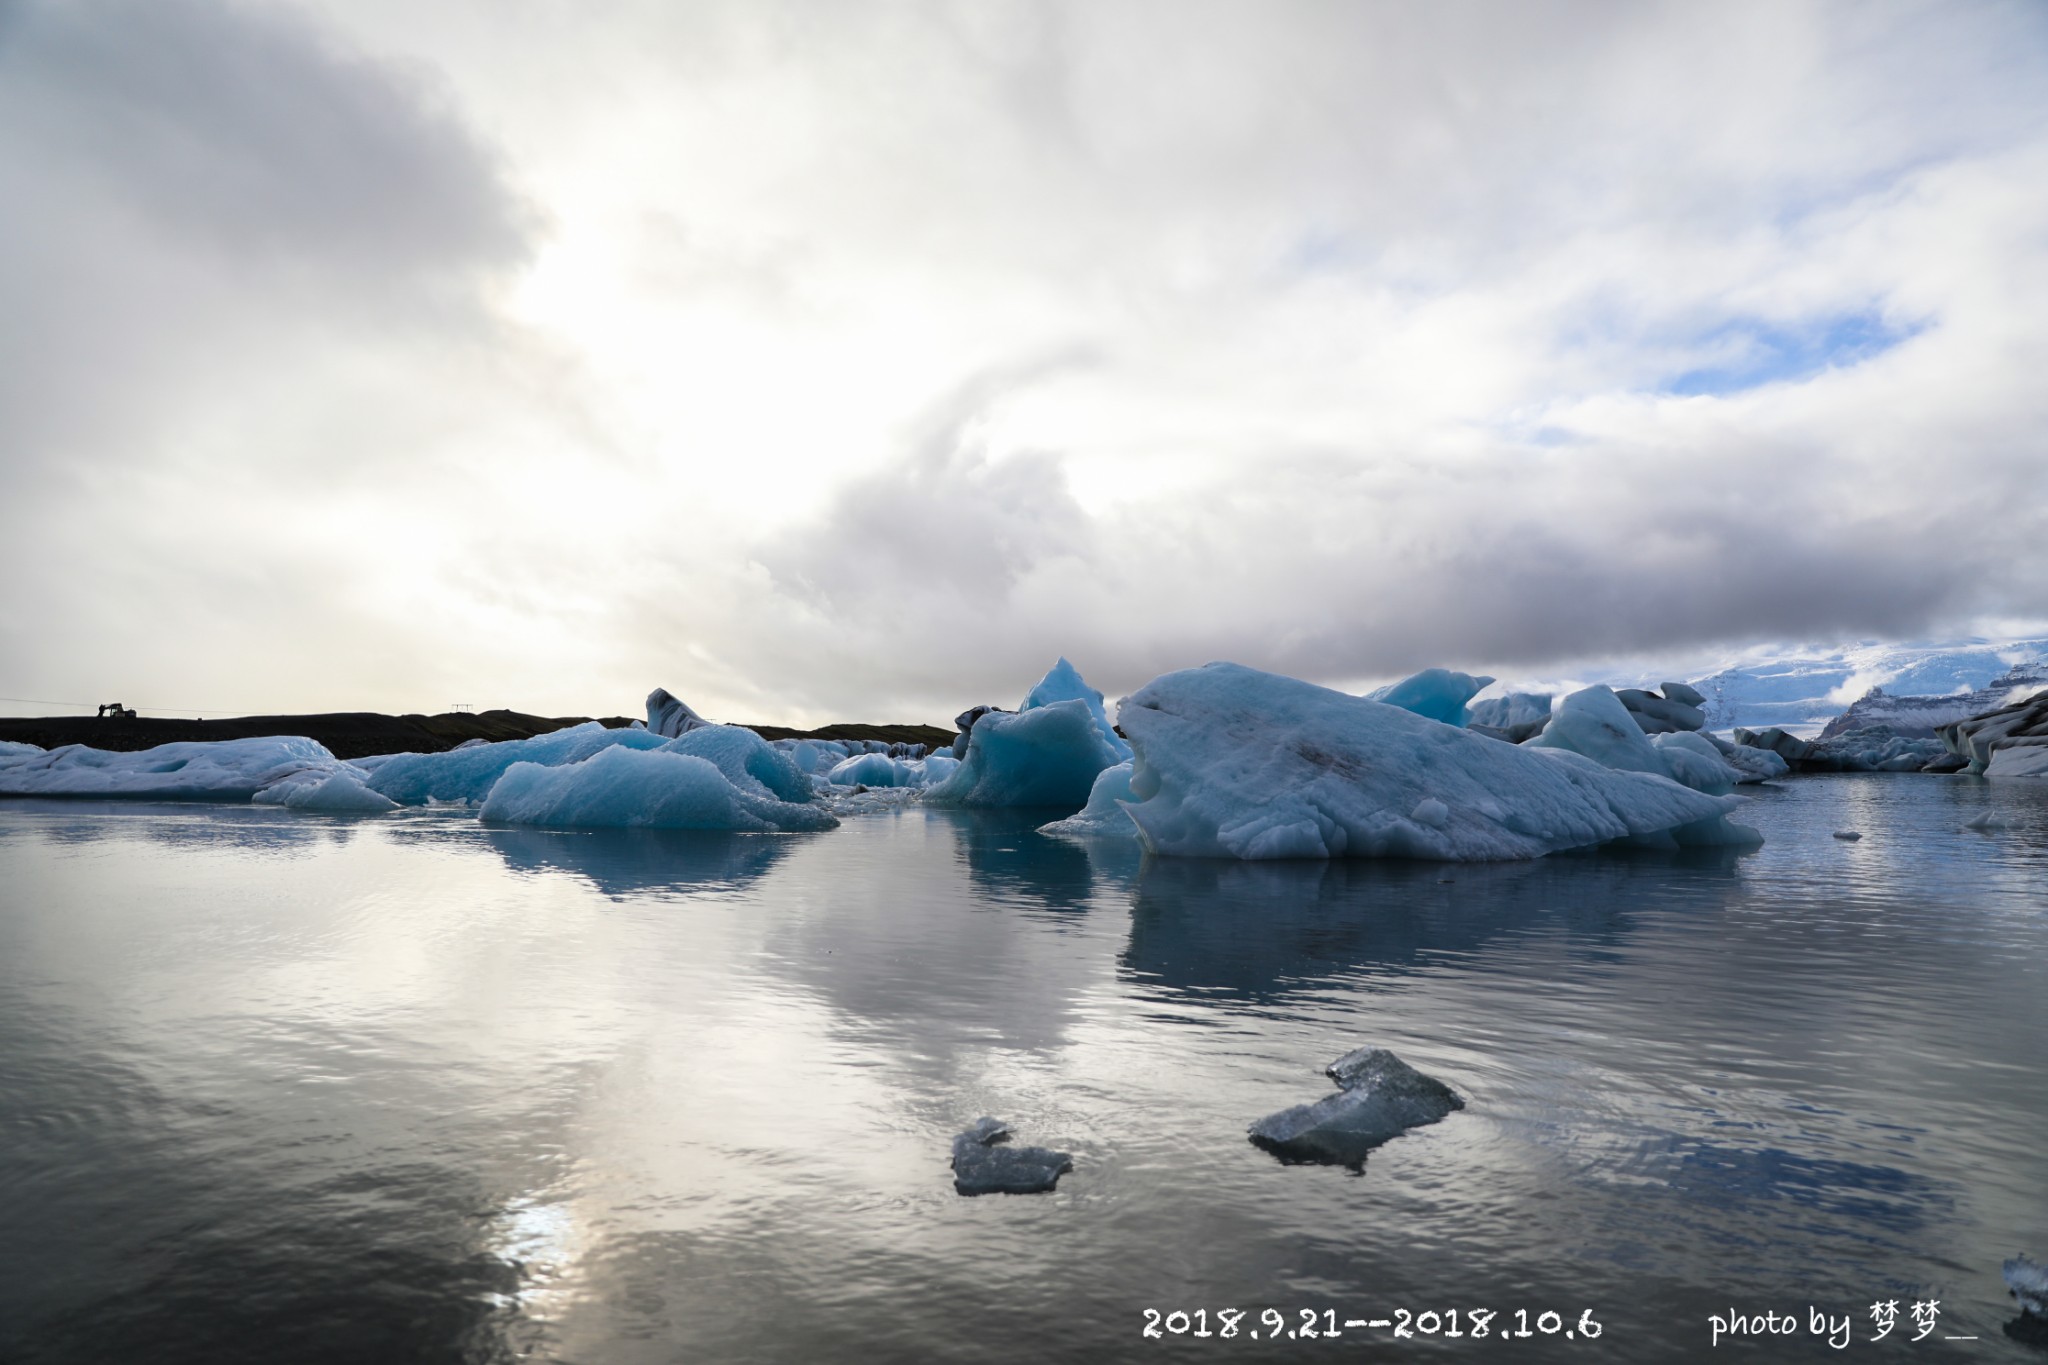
(3, 773, 2047, 1362)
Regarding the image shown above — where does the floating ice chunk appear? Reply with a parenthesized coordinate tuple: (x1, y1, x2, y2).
(1465, 692, 1551, 741)
(646, 687, 714, 738)
(1115, 663, 1744, 861)
(1832, 830, 1862, 841)
(1661, 681, 1707, 707)
(2009, 1254, 2048, 1317)
(658, 724, 814, 804)
(0, 735, 359, 802)
(1039, 760, 1138, 838)
(926, 699, 1123, 808)
(1616, 688, 1706, 733)
(1700, 731, 1788, 782)
(1651, 732, 1747, 796)
(1528, 687, 1667, 775)
(950, 1117, 1072, 1196)
(826, 752, 920, 788)
(1369, 668, 1495, 728)
(1021, 656, 1131, 760)
(479, 745, 837, 832)
(775, 738, 852, 775)
(1808, 725, 1949, 772)
(368, 723, 669, 805)
(1734, 726, 1814, 764)
(252, 770, 399, 813)
(1964, 812, 2009, 831)
(1985, 740, 2048, 778)
(1250, 1048, 1463, 1167)
(0, 740, 44, 758)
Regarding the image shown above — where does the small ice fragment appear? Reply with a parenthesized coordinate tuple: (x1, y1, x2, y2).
(1833, 830, 1862, 841)
(2008, 1254, 2048, 1317)
(950, 1117, 1072, 1195)
(1250, 1049, 1463, 1168)
(1410, 797, 1449, 829)
(1964, 812, 2008, 831)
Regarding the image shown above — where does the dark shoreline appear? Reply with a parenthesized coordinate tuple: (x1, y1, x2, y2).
(0, 711, 954, 761)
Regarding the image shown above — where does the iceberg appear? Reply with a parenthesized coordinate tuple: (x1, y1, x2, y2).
(1650, 732, 1748, 796)
(1368, 668, 1494, 728)
(1940, 691, 2048, 775)
(1615, 688, 1706, 734)
(2009, 1254, 2048, 1317)
(0, 735, 363, 803)
(776, 738, 853, 775)
(1807, 725, 1950, 772)
(1660, 681, 1707, 707)
(1020, 656, 1131, 760)
(926, 700, 1123, 808)
(0, 740, 44, 759)
(1038, 760, 1138, 838)
(1114, 663, 1746, 861)
(367, 722, 669, 805)
(1465, 691, 1551, 741)
(646, 687, 715, 738)
(1249, 1048, 1463, 1167)
(479, 744, 837, 832)
(1697, 730, 1788, 783)
(658, 724, 814, 803)
(1527, 686, 1671, 776)
(251, 770, 399, 813)
(928, 660, 1128, 808)
(825, 751, 920, 788)
(950, 1117, 1072, 1196)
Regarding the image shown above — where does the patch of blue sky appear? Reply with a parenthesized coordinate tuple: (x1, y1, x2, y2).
(1663, 310, 1923, 396)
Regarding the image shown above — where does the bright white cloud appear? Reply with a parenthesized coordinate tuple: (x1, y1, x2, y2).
(4, 0, 2045, 724)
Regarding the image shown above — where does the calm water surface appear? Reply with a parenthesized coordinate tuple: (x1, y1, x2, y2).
(2, 775, 2046, 1362)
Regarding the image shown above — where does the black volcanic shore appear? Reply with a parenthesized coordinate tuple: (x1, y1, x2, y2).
(0, 710, 955, 761)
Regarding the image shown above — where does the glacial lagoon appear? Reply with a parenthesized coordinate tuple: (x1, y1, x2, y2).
(2, 774, 2046, 1362)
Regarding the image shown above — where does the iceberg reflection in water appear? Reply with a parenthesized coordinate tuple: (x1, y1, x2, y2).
(1, 775, 2046, 1363)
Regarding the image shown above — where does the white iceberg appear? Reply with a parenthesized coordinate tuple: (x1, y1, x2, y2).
(1533, 687, 1751, 799)
(1369, 668, 1494, 727)
(1114, 663, 1747, 861)
(0, 735, 364, 803)
(479, 744, 837, 832)
(251, 770, 399, 813)
(1039, 760, 1138, 838)
(368, 722, 669, 805)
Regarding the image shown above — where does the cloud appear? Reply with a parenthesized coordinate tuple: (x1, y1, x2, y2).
(5, 0, 2048, 722)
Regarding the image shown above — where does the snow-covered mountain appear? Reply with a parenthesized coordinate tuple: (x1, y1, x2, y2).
(1664, 639, 2048, 734)
(1491, 638, 2048, 736)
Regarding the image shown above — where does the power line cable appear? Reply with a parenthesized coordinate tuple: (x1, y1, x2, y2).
(0, 695, 248, 715)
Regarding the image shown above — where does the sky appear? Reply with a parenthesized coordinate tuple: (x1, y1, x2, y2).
(3, 0, 2046, 727)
